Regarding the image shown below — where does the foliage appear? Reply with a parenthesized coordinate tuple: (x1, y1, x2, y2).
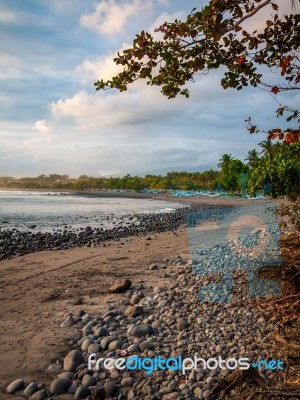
(247, 141, 300, 199)
(218, 154, 249, 190)
(94, 0, 299, 143)
(0, 170, 222, 191)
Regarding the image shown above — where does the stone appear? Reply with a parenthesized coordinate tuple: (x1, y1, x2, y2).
(23, 382, 38, 397)
(64, 349, 83, 372)
(127, 343, 139, 352)
(82, 374, 97, 387)
(68, 382, 79, 394)
(29, 389, 47, 400)
(50, 378, 72, 395)
(108, 340, 121, 351)
(121, 377, 134, 386)
(61, 314, 75, 327)
(100, 336, 117, 350)
(109, 279, 132, 293)
(88, 343, 100, 353)
(177, 320, 188, 331)
(130, 291, 144, 305)
(139, 340, 159, 351)
(58, 372, 74, 380)
(104, 382, 118, 397)
(131, 324, 154, 338)
(81, 338, 94, 351)
(6, 379, 24, 394)
(125, 305, 144, 318)
(75, 385, 91, 399)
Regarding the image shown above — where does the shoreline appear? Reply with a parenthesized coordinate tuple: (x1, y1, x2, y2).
(0, 196, 293, 400)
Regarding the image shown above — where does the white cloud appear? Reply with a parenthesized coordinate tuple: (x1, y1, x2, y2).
(35, 119, 51, 133)
(0, 9, 17, 23)
(157, 0, 170, 5)
(80, 0, 152, 36)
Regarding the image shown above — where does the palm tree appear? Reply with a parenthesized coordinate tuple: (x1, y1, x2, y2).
(218, 154, 234, 173)
(245, 149, 260, 168)
(259, 140, 273, 158)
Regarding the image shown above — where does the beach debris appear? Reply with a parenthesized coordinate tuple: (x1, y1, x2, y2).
(108, 279, 132, 293)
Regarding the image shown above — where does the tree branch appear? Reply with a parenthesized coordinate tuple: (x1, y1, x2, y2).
(231, 0, 273, 31)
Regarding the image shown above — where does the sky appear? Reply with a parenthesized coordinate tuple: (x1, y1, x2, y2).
(0, 0, 299, 178)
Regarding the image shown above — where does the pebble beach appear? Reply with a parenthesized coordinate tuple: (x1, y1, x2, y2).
(0, 195, 289, 400)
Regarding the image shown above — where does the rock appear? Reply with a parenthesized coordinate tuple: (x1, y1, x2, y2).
(177, 320, 188, 331)
(48, 362, 63, 372)
(29, 389, 47, 400)
(127, 343, 139, 352)
(86, 388, 107, 400)
(108, 340, 121, 350)
(162, 392, 180, 399)
(58, 372, 74, 380)
(131, 324, 154, 338)
(6, 379, 24, 394)
(23, 382, 38, 397)
(64, 349, 83, 372)
(104, 382, 118, 397)
(100, 336, 117, 350)
(139, 339, 159, 351)
(125, 305, 144, 318)
(61, 314, 75, 327)
(82, 374, 97, 387)
(194, 387, 203, 397)
(50, 378, 72, 395)
(68, 382, 79, 394)
(88, 343, 100, 353)
(109, 279, 132, 293)
(75, 385, 92, 400)
(121, 377, 134, 386)
(130, 291, 144, 305)
(81, 338, 94, 351)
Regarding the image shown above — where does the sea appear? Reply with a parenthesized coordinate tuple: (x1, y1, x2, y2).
(0, 190, 185, 232)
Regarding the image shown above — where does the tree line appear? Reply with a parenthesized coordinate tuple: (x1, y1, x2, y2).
(1, 141, 299, 199)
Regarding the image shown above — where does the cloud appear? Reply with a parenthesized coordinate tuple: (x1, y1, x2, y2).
(35, 119, 51, 133)
(0, 9, 17, 23)
(157, 0, 170, 5)
(80, 0, 152, 36)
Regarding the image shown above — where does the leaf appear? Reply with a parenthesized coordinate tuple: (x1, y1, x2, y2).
(271, 86, 279, 94)
(271, 3, 278, 10)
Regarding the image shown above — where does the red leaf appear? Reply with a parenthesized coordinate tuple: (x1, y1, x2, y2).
(237, 56, 245, 65)
(271, 86, 279, 94)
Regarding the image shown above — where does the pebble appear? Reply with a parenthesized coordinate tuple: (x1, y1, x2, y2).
(29, 389, 47, 400)
(7, 203, 283, 399)
(23, 382, 38, 397)
(6, 379, 24, 394)
(50, 378, 72, 395)
(74, 385, 91, 400)
(61, 314, 75, 327)
(131, 324, 154, 337)
(64, 349, 83, 372)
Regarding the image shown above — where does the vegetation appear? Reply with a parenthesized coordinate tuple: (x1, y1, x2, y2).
(1, 142, 298, 199)
(95, 0, 299, 144)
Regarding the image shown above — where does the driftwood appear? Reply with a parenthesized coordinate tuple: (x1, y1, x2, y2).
(210, 366, 266, 398)
(246, 390, 300, 399)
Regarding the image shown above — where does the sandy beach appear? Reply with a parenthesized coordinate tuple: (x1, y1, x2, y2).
(0, 225, 190, 399)
(0, 196, 298, 400)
